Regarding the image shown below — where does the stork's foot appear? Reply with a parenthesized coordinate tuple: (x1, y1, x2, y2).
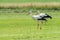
(40, 27, 42, 30)
(37, 24, 39, 29)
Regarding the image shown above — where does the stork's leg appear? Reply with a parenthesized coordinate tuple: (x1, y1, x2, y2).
(37, 23, 39, 29)
(44, 19, 47, 24)
(40, 23, 42, 30)
(37, 20, 39, 29)
(37, 21, 39, 29)
(40, 27, 42, 30)
(40, 20, 43, 30)
(41, 21, 43, 24)
(37, 20, 42, 30)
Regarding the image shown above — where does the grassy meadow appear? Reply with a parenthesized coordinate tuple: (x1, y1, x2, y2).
(0, 10, 60, 40)
(0, 0, 60, 40)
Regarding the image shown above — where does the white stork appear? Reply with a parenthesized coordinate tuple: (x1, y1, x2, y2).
(28, 10, 52, 30)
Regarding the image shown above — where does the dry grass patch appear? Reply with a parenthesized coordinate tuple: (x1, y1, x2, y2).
(0, 2, 60, 9)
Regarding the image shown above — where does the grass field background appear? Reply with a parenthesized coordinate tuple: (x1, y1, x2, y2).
(0, 0, 60, 40)
(0, 10, 60, 40)
(0, 0, 60, 3)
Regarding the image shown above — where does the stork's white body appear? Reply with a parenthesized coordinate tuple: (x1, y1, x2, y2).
(39, 13, 47, 16)
(32, 13, 47, 20)
(32, 15, 41, 19)
(29, 10, 47, 20)
(29, 10, 48, 30)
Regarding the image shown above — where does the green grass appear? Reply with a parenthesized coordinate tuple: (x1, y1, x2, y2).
(0, 11, 60, 40)
(0, 0, 60, 3)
